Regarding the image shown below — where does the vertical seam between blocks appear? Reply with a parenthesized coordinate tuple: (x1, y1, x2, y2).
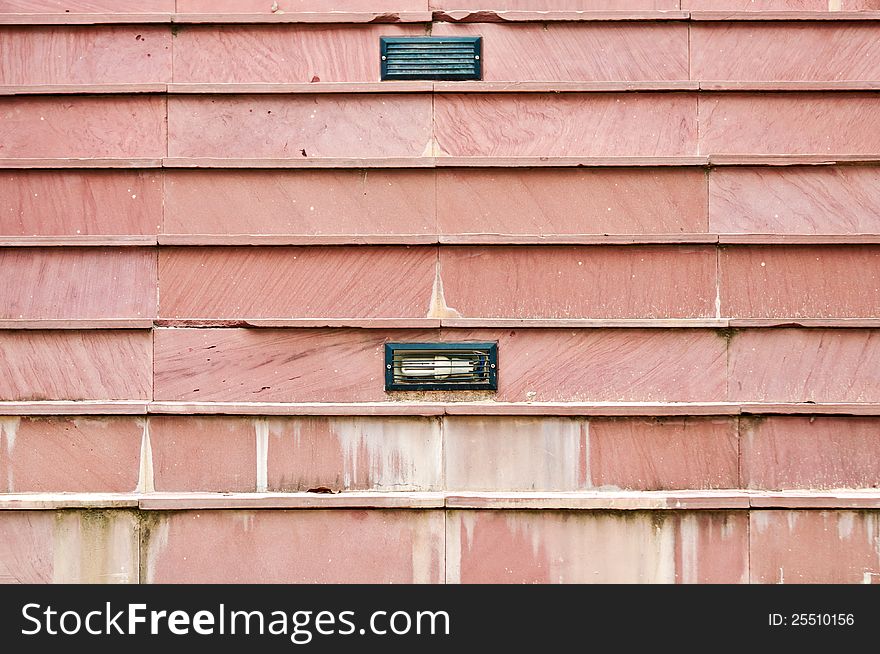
(715, 243, 721, 320)
(736, 415, 743, 490)
(434, 159, 440, 243)
(746, 503, 752, 584)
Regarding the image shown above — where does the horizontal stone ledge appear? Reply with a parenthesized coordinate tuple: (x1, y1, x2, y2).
(3, 490, 879, 511)
(0, 84, 167, 96)
(707, 154, 880, 166)
(154, 318, 442, 328)
(739, 403, 880, 415)
(433, 10, 690, 22)
(5, 234, 880, 247)
(147, 402, 448, 416)
(700, 81, 880, 92)
(162, 157, 437, 169)
(446, 490, 751, 510)
(158, 234, 439, 246)
(438, 233, 718, 245)
(436, 156, 711, 167)
(439, 319, 729, 328)
(138, 492, 445, 510)
(0, 159, 163, 169)
(688, 10, 880, 21)
(0, 236, 157, 247)
(0, 11, 433, 25)
(3, 9, 880, 26)
(11, 82, 880, 96)
(7, 156, 880, 169)
(0, 13, 171, 24)
(433, 81, 699, 92)
(0, 493, 140, 509)
(0, 401, 148, 415)
(4, 319, 876, 331)
(4, 401, 879, 417)
(440, 402, 744, 416)
(0, 319, 155, 330)
(168, 83, 432, 95)
(446, 490, 880, 510)
(727, 319, 880, 329)
(718, 234, 880, 244)
(172, 11, 434, 23)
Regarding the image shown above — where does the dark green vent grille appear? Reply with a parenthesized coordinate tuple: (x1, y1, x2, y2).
(380, 36, 482, 81)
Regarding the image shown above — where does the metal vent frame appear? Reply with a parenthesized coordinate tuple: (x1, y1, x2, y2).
(380, 36, 482, 81)
(384, 342, 498, 391)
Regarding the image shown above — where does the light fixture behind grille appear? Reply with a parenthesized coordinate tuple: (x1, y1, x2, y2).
(384, 342, 498, 391)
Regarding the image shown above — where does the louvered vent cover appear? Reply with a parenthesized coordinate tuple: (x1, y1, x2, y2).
(385, 342, 498, 391)
(380, 36, 482, 81)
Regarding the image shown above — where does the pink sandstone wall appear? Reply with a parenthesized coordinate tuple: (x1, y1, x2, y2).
(2, 3, 880, 584)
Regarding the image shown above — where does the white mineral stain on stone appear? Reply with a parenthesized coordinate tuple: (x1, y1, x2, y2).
(335, 417, 441, 490)
(53, 511, 138, 584)
(136, 418, 154, 493)
(144, 516, 170, 584)
(838, 512, 855, 540)
(427, 260, 461, 318)
(255, 418, 269, 492)
(678, 514, 700, 584)
(410, 515, 440, 583)
(0, 417, 20, 491)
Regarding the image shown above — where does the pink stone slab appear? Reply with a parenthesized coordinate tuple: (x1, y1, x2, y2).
(742, 416, 880, 490)
(154, 328, 727, 403)
(0, 170, 160, 237)
(439, 245, 716, 319)
(431, 22, 688, 82)
(149, 416, 256, 493)
(720, 245, 880, 318)
(153, 328, 436, 403)
(434, 93, 698, 157)
(0, 96, 165, 159)
(699, 93, 880, 157)
(144, 509, 444, 583)
(167, 94, 432, 160)
(589, 417, 739, 490)
(673, 511, 749, 583)
(266, 415, 442, 492)
(750, 510, 880, 583)
(0, 416, 141, 493)
(447, 509, 748, 583)
(692, 22, 880, 83)
(729, 328, 880, 403)
(0, 247, 156, 320)
(0, 330, 152, 401)
(0, 25, 170, 85)
(443, 327, 728, 403)
(443, 416, 590, 491)
(163, 169, 434, 238)
(158, 246, 436, 320)
(709, 166, 880, 235)
(173, 24, 421, 84)
(0, 510, 138, 584)
(437, 168, 708, 237)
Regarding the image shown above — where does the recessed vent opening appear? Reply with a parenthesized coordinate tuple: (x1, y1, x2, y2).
(384, 342, 498, 391)
(380, 36, 482, 81)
